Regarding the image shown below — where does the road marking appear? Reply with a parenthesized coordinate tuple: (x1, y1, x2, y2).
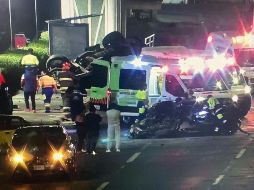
(126, 152, 141, 163)
(141, 142, 151, 150)
(212, 175, 224, 185)
(96, 182, 110, 190)
(120, 165, 126, 169)
(235, 148, 246, 159)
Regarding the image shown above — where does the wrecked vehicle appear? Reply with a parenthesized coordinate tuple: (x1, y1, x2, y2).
(129, 96, 242, 139)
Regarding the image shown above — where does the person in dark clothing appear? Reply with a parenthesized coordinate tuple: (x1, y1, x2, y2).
(69, 86, 87, 153)
(20, 68, 39, 112)
(85, 105, 102, 155)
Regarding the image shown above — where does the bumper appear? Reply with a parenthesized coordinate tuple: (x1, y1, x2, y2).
(12, 158, 75, 177)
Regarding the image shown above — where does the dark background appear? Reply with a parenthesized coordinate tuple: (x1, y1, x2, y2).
(0, 0, 61, 51)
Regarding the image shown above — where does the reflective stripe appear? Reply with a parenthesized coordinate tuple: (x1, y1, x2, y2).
(139, 107, 145, 114)
(45, 103, 50, 107)
(59, 78, 72, 81)
(217, 114, 223, 119)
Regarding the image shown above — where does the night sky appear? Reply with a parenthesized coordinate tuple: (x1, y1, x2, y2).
(0, 0, 61, 51)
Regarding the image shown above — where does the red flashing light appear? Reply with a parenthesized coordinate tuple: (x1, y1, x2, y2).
(107, 88, 111, 96)
(207, 36, 213, 43)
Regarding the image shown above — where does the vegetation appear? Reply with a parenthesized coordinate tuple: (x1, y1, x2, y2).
(0, 32, 49, 95)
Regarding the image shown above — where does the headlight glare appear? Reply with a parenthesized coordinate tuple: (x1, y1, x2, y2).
(53, 152, 64, 161)
(13, 154, 24, 163)
(232, 95, 238, 102)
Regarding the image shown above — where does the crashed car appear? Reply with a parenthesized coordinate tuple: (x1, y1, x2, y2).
(7, 126, 76, 178)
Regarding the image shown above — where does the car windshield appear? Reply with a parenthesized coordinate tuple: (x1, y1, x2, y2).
(218, 66, 245, 87)
(12, 127, 66, 148)
(181, 72, 227, 91)
(234, 49, 254, 67)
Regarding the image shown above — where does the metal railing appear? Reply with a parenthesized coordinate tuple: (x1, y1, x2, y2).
(144, 34, 155, 47)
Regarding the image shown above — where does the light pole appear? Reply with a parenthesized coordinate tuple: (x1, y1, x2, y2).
(35, 0, 39, 40)
(8, 0, 13, 49)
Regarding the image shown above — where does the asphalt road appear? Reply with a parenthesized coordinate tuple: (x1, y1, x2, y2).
(2, 95, 254, 190)
(1, 130, 254, 190)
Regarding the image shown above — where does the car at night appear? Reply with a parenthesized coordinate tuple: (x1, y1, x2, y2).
(6, 126, 76, 178)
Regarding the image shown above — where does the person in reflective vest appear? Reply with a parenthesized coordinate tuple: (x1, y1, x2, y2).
(39, 71, 57, 113)
(21, 48, 39, 74)
(136, 84, 148, 119)
(207, 95, 220, 110)
(57, 62, 74, 112)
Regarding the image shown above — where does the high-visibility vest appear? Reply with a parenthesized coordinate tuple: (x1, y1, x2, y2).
(39, 75, 56, 88)
(139, 107, 145, 114)
(136, 90, 147, 100)
(207, 97, 219, 109)
(21, 54, 39, 65)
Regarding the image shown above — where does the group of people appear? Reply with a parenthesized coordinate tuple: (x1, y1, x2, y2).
(21, 48, 122, 154)
(72, 99, 122, 154)
(20, 49, 74, 113)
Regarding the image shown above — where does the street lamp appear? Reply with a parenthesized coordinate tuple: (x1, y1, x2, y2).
(35, 0, 39, 40)
(8, 0, 13, 49)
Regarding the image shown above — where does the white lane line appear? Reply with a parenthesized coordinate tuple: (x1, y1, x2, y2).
(141, 142, 151, 150)
(235, 148, 246, 159)
(120, 165, 126, 169)
(96, 182, 110, 190)
(126, 152, 141, 163)
(212, 175, 224, 185)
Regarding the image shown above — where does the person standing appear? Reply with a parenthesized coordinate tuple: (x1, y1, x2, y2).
(69, 86, 87, 153)
(20, 69, 39, 112)
(85, 105, 102, 155)
(39, 71, 57, 113)
(136, 83, 148, 120)
(21, 48, 39, 75)
(106, 103, 121, 152)
(0, 69, 6, 86)
(57, 62, 74, 112)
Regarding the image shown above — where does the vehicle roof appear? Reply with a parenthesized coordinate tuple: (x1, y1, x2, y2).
(141, 46, 213, 60)
(15, 125, 64, 132)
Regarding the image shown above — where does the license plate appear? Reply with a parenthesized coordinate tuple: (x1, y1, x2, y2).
(33, 165, 45, 171)
(94, 105, 100, 110)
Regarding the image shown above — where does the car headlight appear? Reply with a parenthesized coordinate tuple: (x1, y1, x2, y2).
(196, 96, 206, 103)
(53, 152, 64, 161)
(232, 95, 238, 102)
(244, 85, 251, 94)
(13, 154, 24, 163)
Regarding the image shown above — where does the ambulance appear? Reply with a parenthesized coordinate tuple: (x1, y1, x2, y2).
(87, 55, 163, 117)
(141, 46, 252, 117)
(206, 31, 254, 91)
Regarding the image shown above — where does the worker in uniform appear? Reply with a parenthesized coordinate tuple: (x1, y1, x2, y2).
(39, 71, 57, 113)
(207, 95, 220, 110)
(21, 48, 39, 75)
(136, 84, 148, 120)
(57, 62, 74, 112)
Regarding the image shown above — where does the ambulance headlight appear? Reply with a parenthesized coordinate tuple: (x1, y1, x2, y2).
(196, 96, 206, 103)
(244, 85, 251, 94)
(232, 95, 238, 102)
